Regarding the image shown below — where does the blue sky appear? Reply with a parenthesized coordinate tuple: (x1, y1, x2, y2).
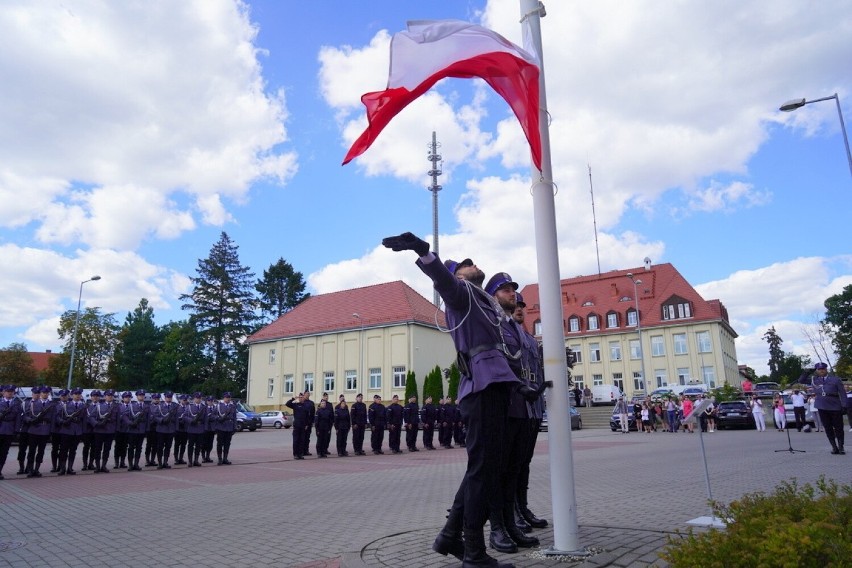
(1, 0, 850, 376)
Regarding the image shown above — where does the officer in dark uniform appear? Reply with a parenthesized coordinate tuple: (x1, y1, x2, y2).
(173, 394, 189, 465)
(144, 392, 159, 467)
(151, 392, 177, 469)
(420, 395, 437, 450)
(81, 390, 98, 470)
(386, 395, 404, 454)
(49, 389, 69, 472)
(403, 394, 420, 452)
(813, 362, 846, 454)
(441, 397, 457, 449)
(113, 391, 132, 469)
(302, 391, 316, 456)
(213, 392, 236, 465)
(286, 392, 309, 459)
(334, 395, 351, 457)
(123, 389, 148, 471)
(184, 392, 207, 467)
(454, 400, 467, 448)
(368, 394, 387, 454)
(0, 384, 23, 479)
(55, 387, 86, 475)
(314, 398, 334, 457)
(202, 395, 217, 463)
(350, 393, 367, 456)
(16, 387, 34, 475)
(25, 385, 57, 477)
(90, 389, 119, 473)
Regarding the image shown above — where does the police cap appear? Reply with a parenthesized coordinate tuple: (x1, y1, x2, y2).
(485, 272, 518, 296)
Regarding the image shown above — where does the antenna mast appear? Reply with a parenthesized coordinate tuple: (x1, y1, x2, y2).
(588, 164, 602, 277)
(427, 131, 443, 306)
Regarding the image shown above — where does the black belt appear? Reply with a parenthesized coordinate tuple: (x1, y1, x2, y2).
(467, 343, 501, 358)
(822, 393, 839, 398)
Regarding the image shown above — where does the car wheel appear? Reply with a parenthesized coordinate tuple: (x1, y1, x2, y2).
(249, 426, 257, 432)
(236, 422, 244, 432)
(274, 421, 283, 429)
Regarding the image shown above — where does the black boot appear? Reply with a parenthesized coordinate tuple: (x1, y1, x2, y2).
(488, 523, 518, 554)
(504, 509, 539, 548)
(513, 503, 532, 533)
(16, 461, 26, 475)
(432, 507, 464, 560)
(222, 449, 231, 465)
(50, 456, 59, 473)
(27, 462, 43, 478)
(464, 528, 515, 567)
(93, 459, 102, 473)
(519, 505, 548, 529)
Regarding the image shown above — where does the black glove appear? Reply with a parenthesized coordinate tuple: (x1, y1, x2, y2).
(518, 380, 551, 402)
(381, 232, 430, 257)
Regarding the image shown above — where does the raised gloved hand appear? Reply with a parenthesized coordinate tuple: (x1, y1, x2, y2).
(381, 232, 430, 257)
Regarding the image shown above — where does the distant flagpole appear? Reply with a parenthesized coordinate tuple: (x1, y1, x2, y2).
(520, 0, 585, 555)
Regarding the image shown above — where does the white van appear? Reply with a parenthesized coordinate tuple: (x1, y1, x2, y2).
(591, 385, 623, 406)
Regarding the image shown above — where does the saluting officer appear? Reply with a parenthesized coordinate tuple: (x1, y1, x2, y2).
(0, 384, 23, 479)
(184, 392, 207, 467)
(286, 392, 310, 460)
(813, 362, 846, 454)
(403, 394, 420, 452)
(213, 392, 236, 465)
(90, 389, 119, 473)
(55, 387, 86, 475)
(420, 395, 437, 450)
(202, 395, 217, 463)
(173, 394, 189, 465)
(368, 394, 387, 455)
(112, 391, 132, 470)
(152, 392, 178, 469)
(123, 389, 148, 471)
(334, 395, 351, 457)
(49, 389, 69, 472)
(350, 393, 367, 456)
(25, 386, 57, 478)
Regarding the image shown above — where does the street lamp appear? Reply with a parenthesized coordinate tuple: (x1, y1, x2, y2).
(67, 275, 101, 390)
(779, 93, 852, 178)
(353, 313, 364, 392)
(626, 273, 647, 396)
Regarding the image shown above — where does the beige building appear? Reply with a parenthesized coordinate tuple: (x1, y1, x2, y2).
(245, 280, 455, 410)
(520, 261, 739, 398)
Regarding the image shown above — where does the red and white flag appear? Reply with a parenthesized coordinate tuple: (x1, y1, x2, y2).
(342, 20, 542, 169)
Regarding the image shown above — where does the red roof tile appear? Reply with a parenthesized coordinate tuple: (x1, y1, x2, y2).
(247, 280, 446, 343)
(519, 263, 736, 337)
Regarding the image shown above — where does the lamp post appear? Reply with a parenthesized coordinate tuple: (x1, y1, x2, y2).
(67, 275, 101, 390)
(353, 313, 363, 391)
(626, 273, 647, 396)
(779, 93, 852, 178)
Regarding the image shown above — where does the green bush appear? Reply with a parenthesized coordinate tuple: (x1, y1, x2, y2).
(661, 476, 851, 568)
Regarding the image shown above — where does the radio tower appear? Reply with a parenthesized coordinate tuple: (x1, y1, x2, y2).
(427, 131, 443, 306)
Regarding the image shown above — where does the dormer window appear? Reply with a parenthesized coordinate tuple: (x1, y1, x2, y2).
(627, 309, 638, 327)
(582, 300, 594, 307)
(662, 296, 693, 321)
(568, 316, 580, 332)
(588, 314, 599, 330)
(606, 312, 618, 328)
(619, 296, 632, 302)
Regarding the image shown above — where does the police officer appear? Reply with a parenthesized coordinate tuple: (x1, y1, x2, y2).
(81, 390, 99, 471)
(420, 395, 437, 450)
(302, 391, 316, 457)
(55, 387, 86, 475)
(16, 387, 35, 475)
(403, 394, 420, 452)
(49, 389, 69, 472)
(90, 389, 119, 473)
(113, 391, 132, 470)
(144, 392, 159, 467)
(213, 392, 236, 465)
(286, 392, 310, 460)
(383, 232, 531, 566)
(0, 384, 23, 479)
(350, 393, 367, 456)
(813, 362, 846, 454)
(173, 394, 189, 465)
(386, 394, 404, 454)
(151, 392, 177, 469)
(123, 389, 148, 471)
(202, 395, 217, 463)
(441, 397, 456, 449)
(314, 398, 334, 458)
(334, 395, 351, 457)
(368, 394, 387, 455)
(184, 392, 207, 467)
(26, 386, 57, 478)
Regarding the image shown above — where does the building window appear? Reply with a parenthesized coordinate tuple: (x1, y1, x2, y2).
(570, 345, 582, 364)
(393, 366, 406, 388)
(592, 374, 603, 386)
(284, 374, 294, 395)
(534, 320, 542, 335)
(651, 335, 665, 356)
(696, 331, 712, 353)
(369, 368, 382, 390)
(609, 341, 622, 361)
(627, 309, 638, 327)
(267, 378, 274, 398)
(677, 368, 690, 385)
(678, 302, 692, 319)
(589, 342, 601, 362)
(612, 373, 624, 393)
(673, 333, 688, 355)
(633, 371, 644, 391)
(323, 371, 335, 393)
(268, 349, 276, 364)
(345, 370, 357, 391)
(606, 312, 618, 328)
(701, 366, 716, 388)
(655, 369, 666, 389)
(303, 372, 314, 393)
(662, 302, 692, 320)
(629, 339, 641, 360)
(568, 316, 580, 332)
(573, 375, 584, 390)
(588, 314, 599, 330)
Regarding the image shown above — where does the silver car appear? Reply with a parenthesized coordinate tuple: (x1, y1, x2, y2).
(259, 410, 293, 429)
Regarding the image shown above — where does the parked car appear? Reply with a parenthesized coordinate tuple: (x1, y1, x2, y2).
(754, 382, 780, 398)
(681, 385, 710, 398)
(234, 401, 262, 432)
(772, 393, 815, 429)
(591, 385, 623, 406)
(649, 388, 674, 402)
(609, 406, 639, 431)
(259, 410, 292, 429)
(715, 401, 755, 430)
(540, 407, 582, 431)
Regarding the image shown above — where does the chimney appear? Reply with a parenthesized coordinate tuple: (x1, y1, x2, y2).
(610, 283, 618, 297)
(46, 349, 52, 353)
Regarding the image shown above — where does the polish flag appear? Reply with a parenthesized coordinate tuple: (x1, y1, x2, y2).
(342, 20, 541, 169)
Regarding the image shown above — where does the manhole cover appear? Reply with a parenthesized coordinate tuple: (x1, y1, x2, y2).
(0, 541, 26, 552)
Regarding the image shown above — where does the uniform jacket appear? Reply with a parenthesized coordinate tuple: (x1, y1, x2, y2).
(521, 326, 545, 420)
(314, 404, 334, 430)
(368, 402, 387, 428)
(211, 401, 236, 432)
(90, 401, 119, 434)
(501, 317, 530, 420)
(175, 403, 189, 433)
(386, 402, 403, 427)
(56, 399, 87, 436)
(0, 396, 22, 436)
(285, 398, 310, 427)
(51, 399, 69, 434)
(334, 406, 351, 430)
(403, 402, 420, 426)
(115, 402, 131, 434)
(122, 400, 149, 435)
(303, 399, 316, 429)
(26, 397, 57, 436)
(182, 402, 207, 435)
(350, 401, 367, 427)
(813, 374, 846, 412)
(152, 401, 179, 434)
(416, 254, 520, 401)
(204, 403, 217, 431)
(420, 403, 436, 426)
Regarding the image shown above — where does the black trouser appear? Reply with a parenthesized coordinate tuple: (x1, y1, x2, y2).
(446, 383, 510, 532)
(793, 406, 807, 431)
(187, 433, 203, 461)
(315, 426, 331, 456)
(496, 416, 529, 527)
(371, 425, 385, 451)
(93, 433, 114, 467)
(26, 433, 49, 471)
(127, 433, 144, 466)
(352, 424, 365, 452)
(203, 431, 215, 458)
(113, 432, 128, 465)
(302, 425, 313, 455)
(292, 424, 306, 458)
(388, 424, 401, 451)
(0, 433, 13, 473)
(144, 430, 157, 463)
(216, 430, 233, 459)
(156, 432, 173, 465)
(423, 424, 435, 448)
(58, 434, 80, 471)
(438, 423, 449, 446)
(173, 431, 187, 461)
(405, 424, 418, 449)
(454, 422, 466, 445)
(80, 432, 93, 467)
(16, 432, 29, 468)
(335, 427, 349, 455)
(818, 409, 845, 450)
(50, 433, 62, 469)
(516, 419, 540, 511)
(441, 422, 454, 447)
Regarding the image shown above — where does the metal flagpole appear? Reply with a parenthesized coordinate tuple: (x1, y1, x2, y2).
(520, 0, 586, 555)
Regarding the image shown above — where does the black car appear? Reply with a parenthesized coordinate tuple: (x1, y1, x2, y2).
(753, 382, 780, 398)
(715, 401, 755, 429)
(609, 407, 639, 432)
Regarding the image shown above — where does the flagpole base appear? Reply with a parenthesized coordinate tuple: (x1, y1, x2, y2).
(539, 546, 594, 559)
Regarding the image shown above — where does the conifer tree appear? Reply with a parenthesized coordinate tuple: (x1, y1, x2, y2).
(255, 257, 310, 322)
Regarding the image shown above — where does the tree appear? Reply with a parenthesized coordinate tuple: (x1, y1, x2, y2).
(800, 317, 835, 370)
(762, 326, 784, 382)
(152, 320, 212, 395)
(181, 232, 257, 396)
(111, 298, 164, 391)
(446, 362, 460, 400)
(422, 365, 444, 403)
(824, 284, 852, 376)
(0, 342, 38, 385)
(57, 307, 119, 388)
(255, 257, 310, 322)
(776, 352, 811, 386)
(404, 370, 418, 400)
